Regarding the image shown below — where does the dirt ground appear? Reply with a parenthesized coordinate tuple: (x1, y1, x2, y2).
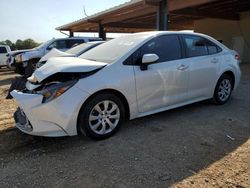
(0, 66, 249, 188)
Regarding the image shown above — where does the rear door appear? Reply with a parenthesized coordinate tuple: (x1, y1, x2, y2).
(182, 34, 222, 100)
(132, 35, 189, 113)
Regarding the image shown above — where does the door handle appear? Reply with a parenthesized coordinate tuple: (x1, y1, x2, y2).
(177, 64, 189, 71)
(211, 58, 218, 64)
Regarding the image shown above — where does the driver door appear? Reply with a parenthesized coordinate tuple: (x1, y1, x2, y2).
(132, 35, 189, 114)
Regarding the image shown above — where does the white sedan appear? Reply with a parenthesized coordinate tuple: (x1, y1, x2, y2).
(11, 31, 241, 139)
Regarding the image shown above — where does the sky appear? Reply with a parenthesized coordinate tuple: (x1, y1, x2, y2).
(0, 0, 130, 43)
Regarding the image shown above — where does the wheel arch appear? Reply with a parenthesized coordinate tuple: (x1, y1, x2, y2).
(77, 89, 131, 134)
(220, 70, 235, 90)
(29, 58, 41, 62)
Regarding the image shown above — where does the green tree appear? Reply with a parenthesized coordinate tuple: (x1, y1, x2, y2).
(0, 39, 40, 50)
(0, 40, 16, 50)
(22, 39, 39, 49)
(15, 39, 23, 50)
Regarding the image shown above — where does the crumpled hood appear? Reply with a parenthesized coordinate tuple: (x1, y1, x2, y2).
(39, 48, 72, 63)
(33, 57, 107, 83)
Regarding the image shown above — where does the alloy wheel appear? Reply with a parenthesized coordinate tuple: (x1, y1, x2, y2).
(218, 79, 232, 102)
(88, 100, 120, 135)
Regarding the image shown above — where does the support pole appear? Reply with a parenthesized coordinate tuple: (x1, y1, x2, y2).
(157, 0, 168, 30)
(69, 31, 74, 37)
(98, 23, 106, 40)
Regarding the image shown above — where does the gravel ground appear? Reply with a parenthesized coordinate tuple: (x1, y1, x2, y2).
(0, 65, 249, 188)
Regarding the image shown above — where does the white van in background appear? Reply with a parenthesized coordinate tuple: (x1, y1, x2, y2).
(0, 45, 11, 68)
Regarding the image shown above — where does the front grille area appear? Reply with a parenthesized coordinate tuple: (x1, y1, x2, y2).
(14, 108, 33, 132)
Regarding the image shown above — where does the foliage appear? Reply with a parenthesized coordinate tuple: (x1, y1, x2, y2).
(0, 39, 40, 50)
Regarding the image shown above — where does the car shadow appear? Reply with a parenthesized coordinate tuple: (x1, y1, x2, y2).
(0, 77, 13, 87)
(0, 71, 16, 76)
(0, 67, 15, 73)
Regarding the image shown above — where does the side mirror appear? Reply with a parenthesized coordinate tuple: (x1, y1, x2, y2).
(140, 54, 159, 71)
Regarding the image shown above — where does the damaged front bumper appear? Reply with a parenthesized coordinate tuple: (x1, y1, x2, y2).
(11, 85, 90, 137)
(14, 107, 33, 132)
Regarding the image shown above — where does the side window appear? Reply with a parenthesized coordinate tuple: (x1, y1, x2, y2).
(183, 35, 208, 57)
(124, 35, 182, 65)
(54, 40, 67, 49)
(205, 39, 222, 55)
(141, 35, 182, 63)
(68, 39, 85, 48)
(0, 47, 7, 53)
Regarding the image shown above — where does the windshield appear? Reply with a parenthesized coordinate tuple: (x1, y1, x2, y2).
(34, 39, 54, 50)
(66, 43, 95, 55)
(79, 34, 150, 63)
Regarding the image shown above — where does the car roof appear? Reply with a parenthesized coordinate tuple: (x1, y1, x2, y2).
(54, 37, 102, 40)
(128, 31, 227, 50)
(132, 31, 209, 38)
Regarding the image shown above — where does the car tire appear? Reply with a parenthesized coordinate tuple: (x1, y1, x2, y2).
(25, 59, 38, 77)
(212, 74, 233, 105)
(6, 76, 27, 99)
(15, 64, 25, 75)
(78, 93, 125, 140)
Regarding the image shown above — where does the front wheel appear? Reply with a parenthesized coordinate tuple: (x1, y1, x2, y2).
(78, 93, 125, 140)
(212, 74, 233, 105)
(25, 59, 39, 77)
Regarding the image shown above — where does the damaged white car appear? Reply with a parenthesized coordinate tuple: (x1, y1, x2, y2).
(11, 31, 241, 139)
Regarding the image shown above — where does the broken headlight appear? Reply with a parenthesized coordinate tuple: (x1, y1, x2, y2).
(38, 80, 77, 103)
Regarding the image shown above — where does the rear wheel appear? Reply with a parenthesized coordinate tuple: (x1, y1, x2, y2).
(14, 64, 25, 75)
(25, 60, 38, 77)
(78, 93, 125, 140)
(212, 74, 233, 105)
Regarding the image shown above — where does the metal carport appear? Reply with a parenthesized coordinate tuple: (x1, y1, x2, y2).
(56, 0, 250, 63)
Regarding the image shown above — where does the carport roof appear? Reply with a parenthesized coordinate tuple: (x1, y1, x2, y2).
(56, 0, 250, 33)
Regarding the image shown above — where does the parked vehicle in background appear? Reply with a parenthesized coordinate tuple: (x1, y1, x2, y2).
(9, 37, 102, 77)
(6, 49, 30, 68)
(11, 31, 241, 139)
(36, 41, 105, 69)
(0, 45, 11, 68)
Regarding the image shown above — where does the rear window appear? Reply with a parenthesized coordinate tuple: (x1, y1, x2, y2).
(68, 39, 85, 48)
(52, 40, 67, 49)
(183, 35, 222, 58)
(183, 35, 208, 57)
(0, 47, 7, 53)
(205, 39, 222, 55)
